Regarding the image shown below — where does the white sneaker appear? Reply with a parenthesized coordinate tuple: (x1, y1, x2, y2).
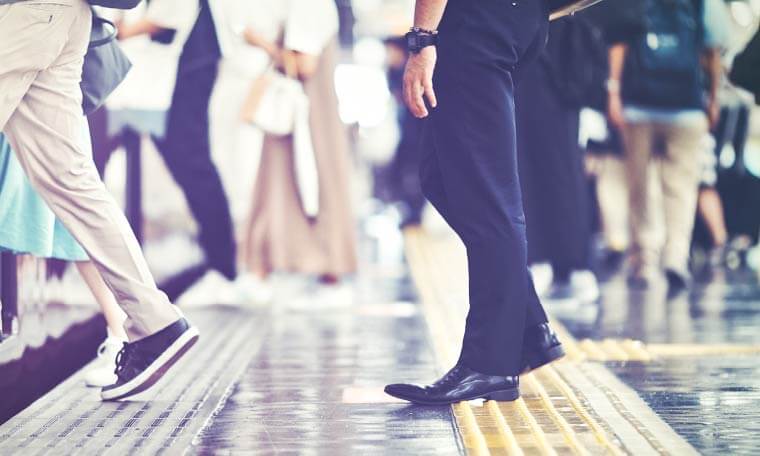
(569, 270, 600, 303)
(288, 283, 354, 311)
(176, 270, 237, 308)
(530, 263, 554, 298)
(84, 337, 124, 387)
(233, 273, 273, 307)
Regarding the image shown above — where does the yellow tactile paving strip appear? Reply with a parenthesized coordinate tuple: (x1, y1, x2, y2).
(404, 228, 706, 455)
(555, 322, 760, 363)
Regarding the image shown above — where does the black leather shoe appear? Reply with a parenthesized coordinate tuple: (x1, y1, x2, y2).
(385, 365, 519, 405)
(521, 323, 565, 373)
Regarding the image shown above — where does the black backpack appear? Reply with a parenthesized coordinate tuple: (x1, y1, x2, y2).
(623, 0, 705, 109)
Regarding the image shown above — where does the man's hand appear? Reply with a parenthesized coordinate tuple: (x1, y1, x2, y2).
(403, 46, 438, 118)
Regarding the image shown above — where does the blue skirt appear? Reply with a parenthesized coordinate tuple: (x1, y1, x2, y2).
(0, 133, 88, 261)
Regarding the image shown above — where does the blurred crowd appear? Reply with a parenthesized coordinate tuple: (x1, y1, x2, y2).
(1, 0, 358, 387)
(378, 0, 760, 307)
(1, 0, 760, 388)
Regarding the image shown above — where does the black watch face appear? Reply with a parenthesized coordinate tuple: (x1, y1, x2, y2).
(407, 33, 419, 51)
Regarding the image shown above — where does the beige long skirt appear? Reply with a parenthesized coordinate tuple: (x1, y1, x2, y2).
(242, 39, 358, 277)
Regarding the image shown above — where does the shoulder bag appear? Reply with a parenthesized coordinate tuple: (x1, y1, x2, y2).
(81, 13, 132, 115)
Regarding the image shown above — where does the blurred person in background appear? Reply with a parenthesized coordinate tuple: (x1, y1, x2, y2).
(608, 0, 728, 293)
(587, 129, 632, 275)
(237, 0, 358, 305)
(716, 23, 760, 268)
(382, 36, 426, 228)
(693, 132, 728, 273)
(691, 6, 737, 275)
(581, 0, 650, 278)
(730, 24, 760, 104)
(207, 0, 286, 305)
(111, 0, 241, 304)
(516, 16, 607, 304)
(0, 130, 127, 388)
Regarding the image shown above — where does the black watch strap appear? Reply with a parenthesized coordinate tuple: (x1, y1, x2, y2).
(406, 29, 438, 54)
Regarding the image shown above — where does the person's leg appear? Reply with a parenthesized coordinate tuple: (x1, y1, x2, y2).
(76, 261, 127, 340)
(75, 261, 128, 388)
(622, 121, 660, 281)
(3, 1, 197, 401)
(154, 65, 237, 282)
(661, 118, 707, 276)
(424, 3, 553, 377)
(421, 121, 549, 336)
(596, 154, 630, 253)
(420, 38, 548, 364)
(697, 187, 728, 248)
(1, 1, 181, 341)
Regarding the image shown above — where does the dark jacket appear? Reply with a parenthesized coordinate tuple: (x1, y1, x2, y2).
(731, 27, 760, 104)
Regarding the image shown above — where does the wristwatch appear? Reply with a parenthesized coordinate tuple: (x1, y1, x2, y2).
(406, 27, 438, 54)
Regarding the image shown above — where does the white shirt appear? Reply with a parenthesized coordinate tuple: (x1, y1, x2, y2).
(216, 0, 286, 77)
(284, 0, 339, 56)
(104, 0, 199, 111)
(216, 0, 339, 77)
(208, 0, 233, 58)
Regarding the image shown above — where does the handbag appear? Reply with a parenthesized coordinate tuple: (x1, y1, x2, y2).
(239, 51, 320, 217)
(240, 52, 308, 136)
(80, 14, 132, 115)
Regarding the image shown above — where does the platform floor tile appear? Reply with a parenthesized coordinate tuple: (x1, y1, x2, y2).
(0, 307, 265, 455)
(191, 275, 462, 455)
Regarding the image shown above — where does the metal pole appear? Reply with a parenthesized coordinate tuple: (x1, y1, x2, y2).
(1, 252, 18, 337)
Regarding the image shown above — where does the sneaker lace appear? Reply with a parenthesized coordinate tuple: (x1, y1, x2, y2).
(113, 342, 134, 378)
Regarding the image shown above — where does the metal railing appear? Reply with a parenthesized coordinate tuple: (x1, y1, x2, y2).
(0, 252, 17, 339)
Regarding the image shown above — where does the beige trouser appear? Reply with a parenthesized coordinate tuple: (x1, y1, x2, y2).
(0, 0, 180, 340)
(594, 154, 630, 252)
(622, 115, 708, 272)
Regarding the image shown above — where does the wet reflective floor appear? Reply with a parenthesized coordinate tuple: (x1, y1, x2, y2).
(560, 268, 760, 455)
(4, 227, 760, 454)
(610, 357, 760, 455)
(192, 273, 462, 455)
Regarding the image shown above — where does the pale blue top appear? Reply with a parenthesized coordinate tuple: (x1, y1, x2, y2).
(0, 134, 88, 261)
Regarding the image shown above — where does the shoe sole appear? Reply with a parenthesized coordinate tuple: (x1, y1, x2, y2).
(85, 377, 117, 388)
(387, 387, 520, 405)
(101, 327, 200, 401)
(522, 344, 566, 374)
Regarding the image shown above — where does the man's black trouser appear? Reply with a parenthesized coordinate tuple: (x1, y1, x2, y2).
(420, 0, 550, 376)
(154, 63, 237, 282)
